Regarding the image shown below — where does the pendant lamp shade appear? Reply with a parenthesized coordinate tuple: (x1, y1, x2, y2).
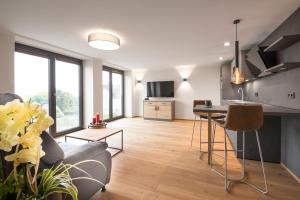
(88, 32, 120, 50)
(232, 67, 245, 84)
(231, 19, 245, 85)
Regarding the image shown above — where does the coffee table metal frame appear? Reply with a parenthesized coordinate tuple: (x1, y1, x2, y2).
(65, 129, 123, 157)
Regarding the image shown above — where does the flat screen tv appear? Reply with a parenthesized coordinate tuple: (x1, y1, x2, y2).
(147, 81, 174, 97)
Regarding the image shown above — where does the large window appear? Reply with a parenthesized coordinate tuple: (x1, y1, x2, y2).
(15, 52, 49, 113)
(14, 44, 83, 137)
(102, 66, 124, 121)
(55, 60, 81, 132)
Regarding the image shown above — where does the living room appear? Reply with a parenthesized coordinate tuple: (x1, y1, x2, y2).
(1, 0, 300, 200)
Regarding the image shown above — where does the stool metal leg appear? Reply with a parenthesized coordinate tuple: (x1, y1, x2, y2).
(238, 131, 268, 194)
(242, 131, 245, 177)
(224, 128, 228, 191)
(210, 122, 217, 165)
(212, 123, 216, 152)
(245, 130, 268, 194)
(199, 117, 202, 152)
(211, 129, 268, 194)
(191, 115, 197, 146)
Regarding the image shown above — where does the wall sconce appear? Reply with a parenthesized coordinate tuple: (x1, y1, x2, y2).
(137, 80, 142, 83)
(182, 78, 188, 82)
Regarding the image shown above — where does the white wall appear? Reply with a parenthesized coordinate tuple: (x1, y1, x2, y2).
(83, 59, 103, 127)
(124, 70, 135, 117)
(132, 65, 220, 120)
(0, 32, 15, 93)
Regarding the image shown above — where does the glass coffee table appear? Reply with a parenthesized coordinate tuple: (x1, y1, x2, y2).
(65, 128, 123, 157)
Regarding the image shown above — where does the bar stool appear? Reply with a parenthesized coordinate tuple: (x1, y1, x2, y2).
(191, 100, 226, 154)
(211, 104, 268, 194)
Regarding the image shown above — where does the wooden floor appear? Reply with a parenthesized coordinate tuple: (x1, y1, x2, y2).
(92, 118, 299, 200)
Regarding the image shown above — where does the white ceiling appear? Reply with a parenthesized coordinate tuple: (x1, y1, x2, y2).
(0, 0, 299, 70)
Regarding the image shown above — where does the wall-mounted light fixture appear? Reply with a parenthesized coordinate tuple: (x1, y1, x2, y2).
(137, 80, 142, 83)
(224, 42, 230, 47)
(182, 78, 188, 82)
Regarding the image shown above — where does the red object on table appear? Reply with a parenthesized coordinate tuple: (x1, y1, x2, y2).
(96, 114, 100, 123)
(92, 117, 96, 124)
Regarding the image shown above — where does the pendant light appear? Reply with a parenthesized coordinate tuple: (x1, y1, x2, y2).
(231, 19, 245, 84)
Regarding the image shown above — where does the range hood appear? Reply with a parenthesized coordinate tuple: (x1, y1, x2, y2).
(245, 45, 277, 77)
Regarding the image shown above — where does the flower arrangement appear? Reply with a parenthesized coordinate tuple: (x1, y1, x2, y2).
(0, 99, 91, 199)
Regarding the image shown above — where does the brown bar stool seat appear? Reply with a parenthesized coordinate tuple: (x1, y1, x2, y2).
(191, 100, 226, 155)
(211, 104, 268, 194)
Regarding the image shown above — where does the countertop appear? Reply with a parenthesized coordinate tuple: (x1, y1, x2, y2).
(144, 99, 175, 102)
(193, 100, 300, 116)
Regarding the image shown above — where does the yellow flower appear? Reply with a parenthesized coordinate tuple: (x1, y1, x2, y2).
(27, 115, 54, 134)
(0, 100, 53, 156)
(19, 131, 42, 149)
(0, 100, 25, 152)
(5, 147, 45, 165)
(0, 130, 19, 152)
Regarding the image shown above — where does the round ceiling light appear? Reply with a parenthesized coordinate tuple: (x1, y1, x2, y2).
(88, 32, 120, 50)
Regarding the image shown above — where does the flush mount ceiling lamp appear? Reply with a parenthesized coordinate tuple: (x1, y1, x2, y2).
(88, 32, 120, 50)
(231, 19, 245, 85)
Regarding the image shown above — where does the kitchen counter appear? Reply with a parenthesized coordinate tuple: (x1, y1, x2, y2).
(193, 99, 300, 163)
(222, 99, 300, 116)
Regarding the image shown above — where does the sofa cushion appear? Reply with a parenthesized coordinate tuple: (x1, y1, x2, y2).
(61, 141, 108, 165)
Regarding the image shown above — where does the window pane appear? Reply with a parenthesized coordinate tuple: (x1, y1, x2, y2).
(112, 73, 123, 117)
(14, 52, 49, 113)
(102, 71, 110, 120)
(55, 60, 80, 131)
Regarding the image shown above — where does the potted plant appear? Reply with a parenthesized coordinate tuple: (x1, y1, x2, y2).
(0, 100, 102, 199)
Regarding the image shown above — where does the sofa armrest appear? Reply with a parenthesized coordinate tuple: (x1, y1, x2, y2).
(60, 141, 111, 200)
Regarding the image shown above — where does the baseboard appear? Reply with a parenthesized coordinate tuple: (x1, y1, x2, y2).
(280, 162, 300, 183)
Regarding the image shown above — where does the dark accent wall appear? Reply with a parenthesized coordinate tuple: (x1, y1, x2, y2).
(245, 67, 300, 109)
(245, 7, 300, 109)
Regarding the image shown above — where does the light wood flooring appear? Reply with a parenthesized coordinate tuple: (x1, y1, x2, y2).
(91, 117, 299, 200)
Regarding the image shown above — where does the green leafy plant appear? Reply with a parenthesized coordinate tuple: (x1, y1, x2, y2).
(33, 160, 105, 200)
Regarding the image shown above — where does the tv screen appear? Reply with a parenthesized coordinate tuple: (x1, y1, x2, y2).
(147, 81, 174, 97)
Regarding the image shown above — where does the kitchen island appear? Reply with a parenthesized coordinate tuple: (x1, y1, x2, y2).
(193, 100, 300, 163)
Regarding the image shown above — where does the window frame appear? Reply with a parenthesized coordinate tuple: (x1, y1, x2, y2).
(15, 43, 83, 137)
(102, 66, 124, 121)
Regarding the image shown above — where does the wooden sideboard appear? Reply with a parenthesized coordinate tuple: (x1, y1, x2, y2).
(143, 100, 175, 121)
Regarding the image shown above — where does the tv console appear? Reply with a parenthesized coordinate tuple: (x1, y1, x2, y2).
(143, 100, 175, 121)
